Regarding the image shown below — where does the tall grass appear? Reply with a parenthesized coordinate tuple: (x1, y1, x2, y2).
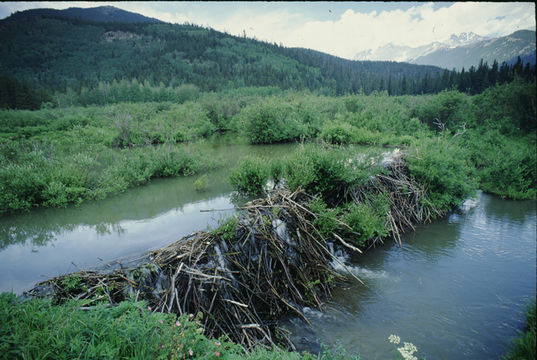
(0, 292, 357, 360)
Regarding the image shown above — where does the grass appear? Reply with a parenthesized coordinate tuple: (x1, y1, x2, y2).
(0, 292, 358, 360)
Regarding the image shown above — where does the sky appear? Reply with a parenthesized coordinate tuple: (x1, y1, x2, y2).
(0, 2, 535, 60)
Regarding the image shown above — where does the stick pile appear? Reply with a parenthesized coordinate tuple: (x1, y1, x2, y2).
(347, 152, 442, 248)
(26, 152, 442, 350)
(27, 189, 346, 350)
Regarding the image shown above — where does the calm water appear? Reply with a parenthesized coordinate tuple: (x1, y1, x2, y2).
(283, 192, 536, 359)
(0, 141, 297, 293)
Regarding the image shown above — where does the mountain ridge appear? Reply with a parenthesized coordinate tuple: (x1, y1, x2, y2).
(4, 6, 162, 24)
(355, 30, 536, 70)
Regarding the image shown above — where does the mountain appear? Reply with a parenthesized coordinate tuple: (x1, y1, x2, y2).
(445, 32, 488, 48)
(355, 30, 535, 70)
(412, 30, 536, 70)
(355, 32, 487, 63)
(4, 6, 162, 23)
(0, 6, 445, 96)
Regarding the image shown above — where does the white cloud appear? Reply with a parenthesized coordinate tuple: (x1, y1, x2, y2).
(186, 2, 536, 59)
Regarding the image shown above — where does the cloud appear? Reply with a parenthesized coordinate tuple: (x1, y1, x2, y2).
(191, 2, 536, 59)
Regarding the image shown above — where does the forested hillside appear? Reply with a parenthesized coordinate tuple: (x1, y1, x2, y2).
(4, 6, 162, 23)
(2, 6, 535, 111)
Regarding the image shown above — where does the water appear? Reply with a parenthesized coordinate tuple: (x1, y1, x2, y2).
(283, 191, 536, 359)
(0, 141, 297, 294)
(0, 144, 535, 359)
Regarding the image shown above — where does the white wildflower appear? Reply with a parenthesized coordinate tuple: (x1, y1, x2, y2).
(397, 341, 418, 360)
(388, 334, 401, 344)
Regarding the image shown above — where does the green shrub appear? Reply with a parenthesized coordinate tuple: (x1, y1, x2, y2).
(0, 292, 359, 360)
(468, 132, 536, 200)
(240, 100, 306, 144)
(473, 79, 537, 134)
(0, 153, 51, 213)
(343, 96, 365, 113)
(0, 293, 243, 360)
(341, 194, 390, 247)
(319, 122, 357, 144)
(309, 198, 341, 238)
(407, 137, 476, 211)
(211, 216, 239, 241)
(229, 156, 269, 195)
(269, 159, 284, 183)
(413, 90, 470, 131)
(284, 145, 352, 201)
(351, 128, 382, 144)
(193, 174, 209, 192)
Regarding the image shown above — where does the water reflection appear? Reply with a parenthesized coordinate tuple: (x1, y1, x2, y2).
(0, 142, 298, 251)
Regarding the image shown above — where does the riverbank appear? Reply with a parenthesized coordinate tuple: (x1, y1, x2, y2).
(0, 292, 331, 360)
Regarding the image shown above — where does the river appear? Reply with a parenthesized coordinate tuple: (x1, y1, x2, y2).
(283, 191, 536, 359)
(0, 144, 535, 359)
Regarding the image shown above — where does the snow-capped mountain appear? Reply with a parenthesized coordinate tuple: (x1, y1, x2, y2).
(354, 32, 487, 63)
(353, 30, 537, 70)
(412, 30, 536, 70)
(444, 32, 488, 48)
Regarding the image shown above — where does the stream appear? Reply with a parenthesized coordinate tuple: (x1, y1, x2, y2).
(283, 191, 536, 359)
(0, 142, 535, 359)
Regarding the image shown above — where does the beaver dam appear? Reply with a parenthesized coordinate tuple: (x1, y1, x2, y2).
(26, 153, 443, 351)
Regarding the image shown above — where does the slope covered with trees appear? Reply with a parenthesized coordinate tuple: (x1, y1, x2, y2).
(2, 5, 533, 110)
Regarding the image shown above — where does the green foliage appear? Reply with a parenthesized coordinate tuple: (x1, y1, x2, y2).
(407, 137, 476, 211)
(1, 80, 535, 214)
(341, 194, 390, 247)
(316, 344, 361, 360)
(0, 293, 215, 360)
(503, 300, 536, 360)
(412, 90, 471, 131)
(472, 79, 537, 134)
(0, 141, 212, 215)
(465, 130, 536, 200)
(319, 121, 357, 145)
(0, 292, 338, 359)
(284, 145, 353, 201)
(269, 159, 284, 183)
(211, 216, 239, 241)
(240, 100, 306, 144)
(229, 157, 269, 195)
(193, 174, 209, 192)
(309, 198, 341, 238)
(0, 74, 52, 110)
